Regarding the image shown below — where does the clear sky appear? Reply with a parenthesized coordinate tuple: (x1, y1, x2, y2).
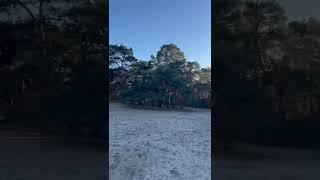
(109, 0, 211, 68)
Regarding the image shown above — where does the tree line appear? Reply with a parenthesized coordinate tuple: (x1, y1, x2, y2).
(109, 44, 211, 109)
(213, 0, 320, 149)
(0, 0, 107, 137)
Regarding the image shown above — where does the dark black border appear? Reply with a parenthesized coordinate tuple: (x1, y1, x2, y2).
(106, 0, 110, 179)
(211, 0, 214, 179)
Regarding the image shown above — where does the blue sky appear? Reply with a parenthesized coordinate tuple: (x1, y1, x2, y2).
(109, 0, 211, 68)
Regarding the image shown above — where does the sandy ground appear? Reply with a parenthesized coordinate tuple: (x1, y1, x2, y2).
(0, 126, 105, 180)
(109, 103, 211, 180)
(214, 143, 320, 180)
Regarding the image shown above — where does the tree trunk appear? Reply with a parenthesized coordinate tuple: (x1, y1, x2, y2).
(81, 34, 89, 61)
(192, 88, 195, 107)
(197, 87, 200, 107)
(38, 0, 52, 82)
(277, 72, 286, 120)
(172, 98, 175, 109)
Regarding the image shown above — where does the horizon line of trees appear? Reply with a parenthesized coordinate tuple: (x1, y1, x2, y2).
(109, 44, 211, 109)
(213, 0, 320, 150)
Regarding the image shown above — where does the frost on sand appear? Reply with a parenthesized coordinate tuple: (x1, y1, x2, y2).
(109, 103, 211, 180)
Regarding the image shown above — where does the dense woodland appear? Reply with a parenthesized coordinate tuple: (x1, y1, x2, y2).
(0, 0, 107, 137)
(109, 44, 211, 109)
(2, 0, 320, 148)
(214, 0, 320, 149)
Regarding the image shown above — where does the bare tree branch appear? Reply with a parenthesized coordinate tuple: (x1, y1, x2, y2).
(15, 0, 36, 22)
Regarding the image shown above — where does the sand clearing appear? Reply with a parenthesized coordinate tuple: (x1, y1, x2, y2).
(109, 103, 211, 179)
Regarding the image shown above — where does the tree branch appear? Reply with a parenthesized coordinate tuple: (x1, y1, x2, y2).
(15, 0, 36, 23)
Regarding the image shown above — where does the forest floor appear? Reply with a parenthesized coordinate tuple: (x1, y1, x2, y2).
(109, 102, 211, 180)
(214, 143, 320, 180)
(0, 124, 105, 180)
